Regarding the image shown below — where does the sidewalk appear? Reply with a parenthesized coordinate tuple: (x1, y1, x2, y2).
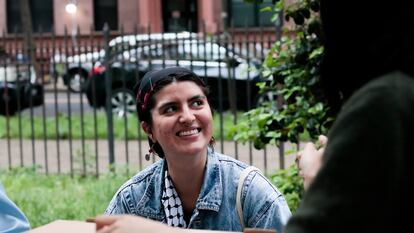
(0, 138, 297, 175)
(43, 77, 67, 92)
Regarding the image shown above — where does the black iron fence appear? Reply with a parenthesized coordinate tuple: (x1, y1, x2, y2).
(0, 27, 298, 176)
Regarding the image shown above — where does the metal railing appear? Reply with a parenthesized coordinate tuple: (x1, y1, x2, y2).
(0, 25, 297, 176)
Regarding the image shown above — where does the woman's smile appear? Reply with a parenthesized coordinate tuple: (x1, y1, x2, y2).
(177, 128, 201, 137)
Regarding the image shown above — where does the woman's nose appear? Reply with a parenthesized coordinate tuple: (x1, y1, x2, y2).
(179, 106, 196, 124)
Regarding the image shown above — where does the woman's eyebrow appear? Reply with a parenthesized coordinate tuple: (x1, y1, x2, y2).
(158, 101, 176, 110)
(188, 95, 206, 102)
(157, 95, 206, 109)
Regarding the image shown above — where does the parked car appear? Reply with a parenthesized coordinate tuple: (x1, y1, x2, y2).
(52, 32, 197, 93)
(50, 49, 104, 93)
(0, 54, 44, 116)
(84, 35, 264, 117)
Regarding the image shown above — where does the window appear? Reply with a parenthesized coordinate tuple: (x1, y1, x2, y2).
(228, 0, 274, 27)
(94, 0, 118, 31)
(6, 0, 53, 33)
(162, 0, 198, 32)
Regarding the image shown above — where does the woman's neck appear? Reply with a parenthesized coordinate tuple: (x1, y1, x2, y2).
(166, 152, 207, 213)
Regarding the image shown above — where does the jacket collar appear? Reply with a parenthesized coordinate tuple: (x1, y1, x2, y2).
(136, 148, 223, 219)
(134, 159, 166, 220)
(196, 148, 223, 212)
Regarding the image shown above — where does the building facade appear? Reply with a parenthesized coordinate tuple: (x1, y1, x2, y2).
(0, 0, 277, 36)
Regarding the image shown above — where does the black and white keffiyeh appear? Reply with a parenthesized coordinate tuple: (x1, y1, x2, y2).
(161, 170, 187, 228)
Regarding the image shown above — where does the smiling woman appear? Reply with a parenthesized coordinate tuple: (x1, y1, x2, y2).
(103, 67, 292, 232)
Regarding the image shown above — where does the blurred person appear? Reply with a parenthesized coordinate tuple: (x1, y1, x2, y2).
(285, 0, 414, 232)
(104, 67, 291, 232)
(0, 181, 30, 233)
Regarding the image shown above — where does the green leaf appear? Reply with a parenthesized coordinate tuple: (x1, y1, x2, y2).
(260, 6, 273, 12)
(233, 0, 331, 147)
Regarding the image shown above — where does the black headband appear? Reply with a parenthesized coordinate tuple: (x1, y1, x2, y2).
(136, 67, 205, 111)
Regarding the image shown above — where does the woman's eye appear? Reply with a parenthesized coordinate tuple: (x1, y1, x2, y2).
(164, 106, 177, 113)
(192, 100, 204, 107)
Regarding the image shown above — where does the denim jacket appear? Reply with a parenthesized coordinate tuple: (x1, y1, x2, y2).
(106, 149, 291, 232)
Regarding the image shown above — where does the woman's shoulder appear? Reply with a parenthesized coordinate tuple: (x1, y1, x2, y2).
(115, 160, 164, 195)
(216, 152, 291, 226)
(106, 160, 165, 215)
(211, 151, 249, 171)
(210, 151, 277, 192)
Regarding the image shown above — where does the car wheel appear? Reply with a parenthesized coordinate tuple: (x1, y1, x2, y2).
(111, 88, 136, 117)
(68, 70, 87, 93)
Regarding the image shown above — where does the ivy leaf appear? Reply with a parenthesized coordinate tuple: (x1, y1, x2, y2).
(234, 0, 330, 147)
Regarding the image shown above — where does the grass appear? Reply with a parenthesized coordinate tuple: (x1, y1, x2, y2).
(1, 165, 302, 228)
(0, 111, 243, 141)
(1, 167, 130, 228)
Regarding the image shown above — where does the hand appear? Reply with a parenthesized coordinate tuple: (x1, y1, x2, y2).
(95, 215, 176, 233)
(296, 135, 327, 190)
(94, 215, 234, 233)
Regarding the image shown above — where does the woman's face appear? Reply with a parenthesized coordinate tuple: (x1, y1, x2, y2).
(144, 80, 213, 158)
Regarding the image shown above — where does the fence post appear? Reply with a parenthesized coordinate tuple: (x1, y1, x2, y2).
(103, 23, 115, 167)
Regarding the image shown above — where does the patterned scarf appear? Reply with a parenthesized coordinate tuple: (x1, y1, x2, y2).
(161, 170, 187, 228)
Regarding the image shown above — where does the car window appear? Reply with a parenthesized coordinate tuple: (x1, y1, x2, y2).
(105, 35, 243, 66)
(195, 42, 228, 60)
(158, 40, 230, 61)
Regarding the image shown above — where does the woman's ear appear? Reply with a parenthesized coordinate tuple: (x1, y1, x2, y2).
(141, 122, 154, 141)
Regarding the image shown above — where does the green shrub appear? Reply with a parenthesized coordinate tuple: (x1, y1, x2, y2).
(233, 0, 332, 149)
(270, 164, 304, 212)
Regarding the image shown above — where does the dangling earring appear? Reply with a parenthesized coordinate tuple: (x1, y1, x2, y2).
(209, 137, 215, 152)
(145, 144, 156, 161)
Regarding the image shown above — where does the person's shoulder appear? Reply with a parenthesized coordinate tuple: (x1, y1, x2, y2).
(381, 71, 414, 117)
(347, 71, 414, 109)
(370, 71, 414, 88)
(358, 71, 413, 92)
(134, 159, 164, 180)
(211, 151, 276, 191)
(105, 160, 166, 215)
(115, 160, 164, 194)
(212, 151, 249, 170)
(383, 71, 414, 95)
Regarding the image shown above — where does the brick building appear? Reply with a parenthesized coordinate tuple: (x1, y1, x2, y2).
(0, 0, 280, 84)
(0, 0, 279, 35)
